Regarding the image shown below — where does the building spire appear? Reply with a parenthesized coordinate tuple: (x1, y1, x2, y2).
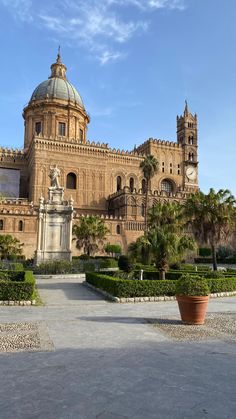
(184, 100, 189, 116)
(56, 45, 62, 64)
(49, 48, 67, 80)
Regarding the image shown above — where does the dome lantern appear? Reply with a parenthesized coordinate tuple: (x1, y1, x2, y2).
(50, 47, 67, 80)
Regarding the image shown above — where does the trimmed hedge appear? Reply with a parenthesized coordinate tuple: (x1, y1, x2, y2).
(86, 272, 236, 298)
(0, 271, 35, 301)
(0, 270, 25, 282)
(86, 273, 176, 298)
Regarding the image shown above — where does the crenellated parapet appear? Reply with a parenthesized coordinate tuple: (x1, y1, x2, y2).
(0, 147, 25, 159)
(135, 137, 181, 155)
(73, 212, 124, 221)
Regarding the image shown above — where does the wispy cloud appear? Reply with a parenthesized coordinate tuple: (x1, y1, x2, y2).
(0, 0, 186, 64)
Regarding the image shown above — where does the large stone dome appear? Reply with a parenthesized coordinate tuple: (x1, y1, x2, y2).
(29, 50, 84, 107)
(30, 77, 84, 107)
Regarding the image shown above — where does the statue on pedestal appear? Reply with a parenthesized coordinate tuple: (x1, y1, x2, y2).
(49, 165, 60, 188)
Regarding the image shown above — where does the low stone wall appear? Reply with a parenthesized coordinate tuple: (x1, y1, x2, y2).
(85, 282, 236, 303)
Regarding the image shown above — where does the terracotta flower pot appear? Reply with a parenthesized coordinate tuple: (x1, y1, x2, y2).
(176, 295, 209, 325)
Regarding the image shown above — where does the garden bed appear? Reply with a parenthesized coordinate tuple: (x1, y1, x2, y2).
(86, 272, 236, 300)
(0, 271, 36, 302)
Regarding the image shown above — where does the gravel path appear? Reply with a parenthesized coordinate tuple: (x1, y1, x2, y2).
(0, 321, 53, 353)
(148, 312, 236, 342)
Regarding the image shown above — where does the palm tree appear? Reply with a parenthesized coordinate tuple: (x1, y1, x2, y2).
(0, 234, 23, 260)
(146, 225, 195, 279)
(140, 155, 159, 230)
(73, 216, 109, 256)
(129, 202, 195, 279)
(184, 188, 236, 271)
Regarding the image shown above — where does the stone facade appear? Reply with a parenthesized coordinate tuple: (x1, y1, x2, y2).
(0, 53, 199, 258)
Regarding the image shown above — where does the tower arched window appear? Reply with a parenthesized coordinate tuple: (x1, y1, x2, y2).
(142, 179, 146, 193)
(116, 225, 121, 234)
(189, 153, 194, 162)
(0, 219, 4, 230)
(66, 173, 77, 189)
(129, 177, 134, 192)
(117, 176, 122, 192)
(161, 179, 174, 194)
(188, 136, 194, 145)
(35, 122, 42, 135)
(18, 220, 23, 232)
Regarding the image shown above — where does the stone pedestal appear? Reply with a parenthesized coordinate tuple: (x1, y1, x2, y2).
(35, 187, 73, 264)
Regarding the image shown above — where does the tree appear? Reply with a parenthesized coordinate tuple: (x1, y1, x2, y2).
(128, 235, 151, 265)
(129, 202, 195, 279)
(140, 155, 159, 230)
(104, 243, 121, 257)
(184, 188, 236, 271)
(0, 234, 23, 260)
(145, 225, 195, 279)
(73, 216, 109, 256)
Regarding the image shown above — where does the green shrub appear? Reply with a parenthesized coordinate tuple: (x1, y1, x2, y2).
(0, 271, 35, 300)
(104, 244, 121, 256)
(176, 275, 210, 296)
(207, 277, 236, 293)
(204, 271, 224, 279)
(199, 247, 212, 257)
(99, 258, 118, 269)
(86, 273, 236, 298)
(118, 255, 133, 272)
(34, 260, 74, 274)
(86, 272, 176, 297)
(0, 270, 25, 281)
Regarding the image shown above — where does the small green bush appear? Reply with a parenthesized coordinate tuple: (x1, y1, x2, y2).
(0, 271, 35, 300)
(176, 275, 210, 296)
(199, 247, 212, 257)
(99, 258, 118, 269)
(34, 260, 74, 274)
(118, 255, 133, 272)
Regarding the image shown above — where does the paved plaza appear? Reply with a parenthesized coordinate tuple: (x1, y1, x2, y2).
(0, 276, 235, 419)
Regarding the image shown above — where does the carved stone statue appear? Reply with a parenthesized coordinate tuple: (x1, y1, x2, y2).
(49, 165, 60, 188)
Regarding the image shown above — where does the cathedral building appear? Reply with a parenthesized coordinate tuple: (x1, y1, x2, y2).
(0, 52, 199, 258)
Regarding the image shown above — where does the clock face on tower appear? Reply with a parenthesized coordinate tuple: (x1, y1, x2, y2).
(186, 166, 197, 181)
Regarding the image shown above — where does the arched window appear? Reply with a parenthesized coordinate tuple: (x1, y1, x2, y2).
(161, 179, 174, 194)
(66, 173, 77, 189)
(18, 220, 23, 232)
(188, 136, 194, 145)
(0, 220, 4, 230)
(129, 177, 134, 192)
(117, 176, 122, 192)
(116, 225, 121, 234)
(142, 179, 146, 193)
(141, 204, 145, 217)
(188, 153, 194, 162)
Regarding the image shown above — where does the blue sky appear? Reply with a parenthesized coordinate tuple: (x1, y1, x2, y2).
(0, 0, 235, 195)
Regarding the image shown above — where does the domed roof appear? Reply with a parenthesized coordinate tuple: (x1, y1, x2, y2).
(29, 50, 84, 107)
(30, 77, 84, 107)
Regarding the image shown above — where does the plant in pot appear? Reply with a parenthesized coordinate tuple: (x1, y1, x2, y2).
(175, 274, 210, 325)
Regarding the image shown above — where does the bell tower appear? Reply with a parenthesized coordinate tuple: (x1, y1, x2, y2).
(177, 101, 198, 189)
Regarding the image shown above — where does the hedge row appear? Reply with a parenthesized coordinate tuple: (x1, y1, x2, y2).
(0, 271, 35, 301)
(0, 270, 25, 281)
(86, 273, 176, 297)
(86, 273, 236, 298)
